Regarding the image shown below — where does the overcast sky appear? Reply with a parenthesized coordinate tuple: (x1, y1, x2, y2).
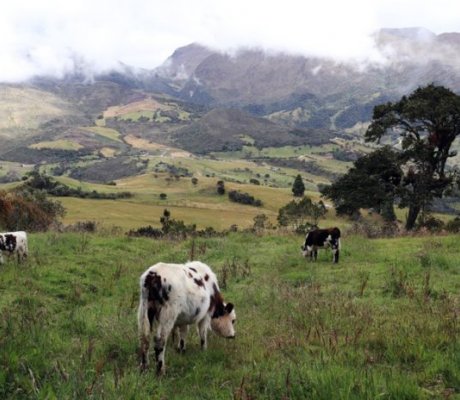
(1, 0, 459, 82)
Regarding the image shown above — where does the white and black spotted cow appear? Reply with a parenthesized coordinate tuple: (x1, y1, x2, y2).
(301, 227, 341, 263)
(0, 231, 28, 264)
(138, 261, 236, 375)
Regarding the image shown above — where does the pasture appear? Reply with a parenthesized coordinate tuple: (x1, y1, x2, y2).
(0, 231, 459, 399)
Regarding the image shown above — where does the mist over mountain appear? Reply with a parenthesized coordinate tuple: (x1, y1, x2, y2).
(150, 28, 460, 131)
(2, 27, 460, 161)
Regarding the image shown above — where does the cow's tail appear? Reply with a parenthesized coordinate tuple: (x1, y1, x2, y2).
(137, 293, 151, 339)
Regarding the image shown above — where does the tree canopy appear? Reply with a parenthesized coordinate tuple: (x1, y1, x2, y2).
(321, 146, 402, 221)
(324, 84, 460, 230)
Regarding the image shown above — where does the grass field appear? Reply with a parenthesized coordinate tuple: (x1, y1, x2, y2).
(0, 232, 459, 399)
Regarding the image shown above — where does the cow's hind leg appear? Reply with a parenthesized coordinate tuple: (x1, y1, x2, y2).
(176, 325, 189, 353)
(154, 315, 175, 376)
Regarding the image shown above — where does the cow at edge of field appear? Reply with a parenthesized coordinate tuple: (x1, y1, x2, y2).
(301, 227, 341, 263)
(0, 231, 28, 264)
(138, 261, 236, 375)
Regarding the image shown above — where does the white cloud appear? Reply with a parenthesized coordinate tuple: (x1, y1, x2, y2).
(0, 0, 459, 82)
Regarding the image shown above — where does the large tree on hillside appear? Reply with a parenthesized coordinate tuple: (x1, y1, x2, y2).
(321, 146, 402, 221)
(364, 84, 460, 229)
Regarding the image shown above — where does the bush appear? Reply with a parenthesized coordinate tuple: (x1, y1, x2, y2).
(217, 180, 225, 195)
(127, 225, 163, 238)
(446, 216, 460, 233)
(417, 216, 445, 232)
(228, 190, 262, 207)
(65, 221, 98, 233)
(0, 189, 65, 231)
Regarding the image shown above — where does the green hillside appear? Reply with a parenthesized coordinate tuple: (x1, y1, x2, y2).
(0, 232, 458, 399)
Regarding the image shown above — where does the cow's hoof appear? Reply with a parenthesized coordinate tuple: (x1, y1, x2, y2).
(156, 362, 165, 377)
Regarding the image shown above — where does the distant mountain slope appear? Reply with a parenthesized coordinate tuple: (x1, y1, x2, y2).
(173, 108, 334, 153)
(153, 28, 460, 130)
(0, 84, 78, 138)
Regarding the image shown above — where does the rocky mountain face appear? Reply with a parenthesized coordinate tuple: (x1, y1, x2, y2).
(151, 28, 460, 131)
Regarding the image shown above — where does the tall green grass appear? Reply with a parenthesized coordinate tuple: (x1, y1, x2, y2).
(0, 232, 458, 399)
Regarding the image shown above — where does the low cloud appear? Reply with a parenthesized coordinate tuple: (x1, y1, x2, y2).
(0, 0, 459, 82)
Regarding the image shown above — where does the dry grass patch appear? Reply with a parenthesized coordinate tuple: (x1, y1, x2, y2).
(29, 139, 83, 150)
(103, 99, 168, 118)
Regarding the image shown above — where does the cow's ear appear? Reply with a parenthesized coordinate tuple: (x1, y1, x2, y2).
(225, 303, 234, 313)
(212, 302, 225, 318)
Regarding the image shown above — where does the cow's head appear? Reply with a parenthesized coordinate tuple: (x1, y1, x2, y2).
(211, 303, 236, 338)
(301, 245, 312, 258)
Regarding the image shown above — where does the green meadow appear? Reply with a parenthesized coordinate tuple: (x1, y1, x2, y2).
(0, 231, 459, 399)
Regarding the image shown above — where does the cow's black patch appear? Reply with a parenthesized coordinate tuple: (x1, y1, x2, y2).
(0, 234, 17, 253)
(189, 267, 197, 272)
(204, 274, 209, 281)
(194, 278, 204, 287)
(148, 306, 156, 325)
(210, 283, 225, 318)
(195, 307, 200, 316)
(145, 272, 167, 304)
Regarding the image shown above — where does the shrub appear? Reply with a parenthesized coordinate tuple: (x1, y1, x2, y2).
(0, 189, 65, 231)
(127, 225, 163, 238)
(228, 190, 262, 207)
(417, 216, 445, 232)
(446, 216, 460, 233)
(217, 180, 225, 195)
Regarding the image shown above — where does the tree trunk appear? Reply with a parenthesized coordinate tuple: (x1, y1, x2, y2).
(405, 204, 421, 230)
(381, 199, 396, 222)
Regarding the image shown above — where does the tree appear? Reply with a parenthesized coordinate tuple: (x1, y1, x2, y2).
(321, 146, 402, 221)
(292, 174, 305, 197)
(365, 84, 460, 229)
(277, 196, 327, 231)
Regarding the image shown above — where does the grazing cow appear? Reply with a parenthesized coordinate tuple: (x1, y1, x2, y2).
(301, 227, 341, 263)
(138, 261, 236, 375)
(0, 231, 28, 264)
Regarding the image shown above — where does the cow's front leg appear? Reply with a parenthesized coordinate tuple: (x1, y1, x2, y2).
(198, 318, 209, 350)
(176, 325, 188, 353)
(313, 249, 318, 261)
(333, 249, 339, 263)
